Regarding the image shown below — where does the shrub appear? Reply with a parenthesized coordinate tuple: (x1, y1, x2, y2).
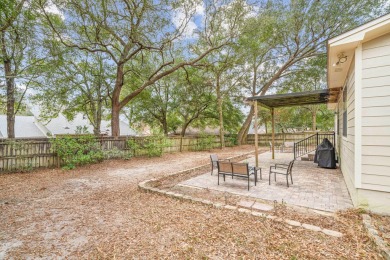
(127, 135, 170, 157)
(51, 135, 103, 170)
(145, 135, 171, 157)
(127, 138, 141, 157)
(103, 146, 132, 160)
(196, 133, 217, 151)
(225, 135, 238, 147)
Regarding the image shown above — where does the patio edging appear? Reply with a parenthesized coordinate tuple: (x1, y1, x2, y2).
(362, 214, 390, 259)
(137, 151, 344, 238)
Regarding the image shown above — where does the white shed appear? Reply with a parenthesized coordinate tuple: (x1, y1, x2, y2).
(327, 14, 390, 214)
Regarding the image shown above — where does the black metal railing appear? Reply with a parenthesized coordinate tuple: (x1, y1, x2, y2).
(293, 132, 335, 160)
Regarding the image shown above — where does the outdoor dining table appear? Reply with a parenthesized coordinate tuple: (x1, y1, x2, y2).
(249, 166, 262, 180)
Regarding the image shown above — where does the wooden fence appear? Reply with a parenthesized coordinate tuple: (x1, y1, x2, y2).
(0, 135, 236, 173)
(0, 138, 58, 172)
(0, 132, 332, 172)
(246, 131, 335, 146)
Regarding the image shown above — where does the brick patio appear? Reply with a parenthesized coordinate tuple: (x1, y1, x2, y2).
(178, 151, 353, 212)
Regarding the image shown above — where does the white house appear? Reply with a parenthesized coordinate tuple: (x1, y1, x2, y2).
(327, 14, 390, 214)
(0, 113, 137, 138)
(0, 115, 47, 138)
(40, 113, 136, 136)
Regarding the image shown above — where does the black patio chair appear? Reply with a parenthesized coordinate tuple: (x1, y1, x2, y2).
(210, 154, 230, 175)
(269, 160, 294, 187)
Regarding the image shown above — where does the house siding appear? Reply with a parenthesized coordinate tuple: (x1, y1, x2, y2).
(361, 33, 390, 194)
(328, 15, 390, 214)
(337, 58, 356, 203)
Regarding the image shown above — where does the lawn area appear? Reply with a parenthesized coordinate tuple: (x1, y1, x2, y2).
(0, 146, 384, 258)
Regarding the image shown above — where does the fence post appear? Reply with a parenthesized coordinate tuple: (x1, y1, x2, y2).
(294, 143, 296, 160)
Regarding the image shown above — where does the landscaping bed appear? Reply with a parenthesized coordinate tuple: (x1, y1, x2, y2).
(371, 213, 390, 248)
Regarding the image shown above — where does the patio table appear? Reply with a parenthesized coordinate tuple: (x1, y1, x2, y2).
(249, 166, 262, 180)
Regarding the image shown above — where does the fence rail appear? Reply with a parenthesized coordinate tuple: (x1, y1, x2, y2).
(246, 132, 334, 146)
(0, 135, 236, 173)
(293, 132, 336, 159)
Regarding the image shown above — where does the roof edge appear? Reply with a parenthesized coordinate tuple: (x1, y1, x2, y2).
(328, 13, 390, 46)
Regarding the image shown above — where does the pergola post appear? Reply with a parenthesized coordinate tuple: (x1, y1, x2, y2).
(271, 107, 275, 160)
(246, 89, 335, 160)
(254, 101, 259, 167)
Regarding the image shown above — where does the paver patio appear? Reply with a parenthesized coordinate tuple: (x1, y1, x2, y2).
(179, 151, 353, 212)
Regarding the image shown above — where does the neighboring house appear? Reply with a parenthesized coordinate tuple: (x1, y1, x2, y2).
(41, 113, 136, 136)
(173, 126, 220, 136)
(0, 113, 137, 138)
(173, 126, 245, 136)
(0, 115, 47, 138)
(327, 14, 390, 214)
(247, 123, 267, 134)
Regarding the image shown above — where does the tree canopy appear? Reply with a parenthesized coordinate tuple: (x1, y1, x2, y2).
(1, 0, 389, 138)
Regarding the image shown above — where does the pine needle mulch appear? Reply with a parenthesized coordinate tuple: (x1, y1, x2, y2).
(0, 146, 386, 259)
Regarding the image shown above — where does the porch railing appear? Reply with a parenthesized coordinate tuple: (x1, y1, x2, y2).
(293, 132, 335, 160)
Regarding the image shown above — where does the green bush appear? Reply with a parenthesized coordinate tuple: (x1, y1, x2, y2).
(225, 135, 238, 147)
(103, 146, 132, 160)
(51, 135, 104, 170)
(145, 135, 171, 157)
(127, 138, 141, 157)
(127, 135, 170, 157)
(196, 134, 216, 151)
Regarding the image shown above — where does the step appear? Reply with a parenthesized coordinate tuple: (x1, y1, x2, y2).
(301, 153, 315, 161)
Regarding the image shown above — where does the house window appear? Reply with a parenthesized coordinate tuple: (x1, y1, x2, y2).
(342, 86, 347, 137)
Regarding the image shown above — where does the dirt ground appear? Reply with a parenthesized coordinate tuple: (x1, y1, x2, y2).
(0, 145, 386, 259)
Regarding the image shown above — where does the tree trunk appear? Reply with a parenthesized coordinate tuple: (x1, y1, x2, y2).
(2, 31, 15, 138)
(94, 98, 102, 136)
(162, 117, 168, 136)
(237, 62, 258, 145)
(216, 75, 224, 149)
(312, 109, 317, 131)
(94, 62, 105, 136)
(237, 105, 254, 145)
(111, 101, 121, 137)
(237, 57, 299, 145)
(111, 63, 125, 137)
(5, 61, 15, 139)
(181, 119, 191, 137)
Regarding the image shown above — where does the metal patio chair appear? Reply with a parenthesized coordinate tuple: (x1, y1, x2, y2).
(269, 160, 294, 187)
(210, 154, 230, 175)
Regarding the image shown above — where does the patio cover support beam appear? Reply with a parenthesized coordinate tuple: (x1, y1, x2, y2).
(271, 108, 275, 160)
(246, 89, 336, 160)
(254, 101, 259, 167)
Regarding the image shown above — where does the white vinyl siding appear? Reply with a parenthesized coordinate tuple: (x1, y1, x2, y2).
(338, 59, 356, 189)
(361, 32, 390, 193)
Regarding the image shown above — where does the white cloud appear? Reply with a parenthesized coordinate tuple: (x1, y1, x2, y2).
(172, 9, 198, 39)
(194, 3, 205, 16)
(246, 5, 260, 18)
(45, 1, 64, 20)
(172, 2, 204, 40)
